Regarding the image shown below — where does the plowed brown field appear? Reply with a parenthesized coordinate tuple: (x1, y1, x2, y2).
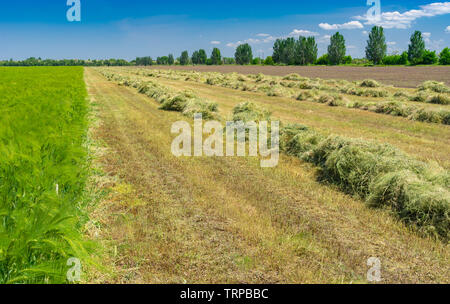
(143, 65, 450, 88)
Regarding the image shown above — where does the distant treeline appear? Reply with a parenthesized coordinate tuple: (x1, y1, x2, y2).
(0, 58, 132, 67)
(2, 27, 449, 67)
(269, 28, 449, 66)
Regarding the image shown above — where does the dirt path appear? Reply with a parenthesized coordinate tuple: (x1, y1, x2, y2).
(85, 68, 449, 284)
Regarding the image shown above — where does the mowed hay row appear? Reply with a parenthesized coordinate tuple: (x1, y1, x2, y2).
(230, 101, 450, 241)
(98, 69, 220, 120)
(282, 125, 450, 241)
(122, 68, 450, 126)
(0, 67, 93, 283)
(99, 68, 450, 241)
(284, 126, 450, 241)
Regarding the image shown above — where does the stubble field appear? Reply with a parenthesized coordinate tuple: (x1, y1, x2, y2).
(85, 66, 449, 283)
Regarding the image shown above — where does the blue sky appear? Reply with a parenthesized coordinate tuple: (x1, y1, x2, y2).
(1, 0, 449, 60)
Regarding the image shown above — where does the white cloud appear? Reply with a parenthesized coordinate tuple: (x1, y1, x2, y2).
(226, 35, 277, 48)
(317, 35, 331, 44)
(428, 39, 445, 50)
(247, 38, 260, 43)
(262, 36, 276, 43)
(289, 29, 319, 36)
(210, 41, 221, 45)
(422, 32, 445, 50)
(226, 38, 259, 48)
(356, 2, 450, 29)
(226, 27, 339, 50)
(319, 21, 364, 30)
(417, 32, 445, 50)
(423, 32, 432, 44)
(362, 30, 369, 35)
(386, 41, 397, 45)
(226, 41, 242, 48)
(446, 25, 450, 32)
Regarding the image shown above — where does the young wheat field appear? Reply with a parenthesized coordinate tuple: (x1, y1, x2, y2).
(0, 67, 92, 283)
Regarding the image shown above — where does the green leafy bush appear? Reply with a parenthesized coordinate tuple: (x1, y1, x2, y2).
(382, 52, 409, 65)
(439, 48, 450, 65)
(421, 50, 439, 65)
(263, 56, 274, 65)
(343, 55, 352, 64)
(315, 54, 329, 65)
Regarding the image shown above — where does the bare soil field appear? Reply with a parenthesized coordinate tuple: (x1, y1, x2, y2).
(146, 65, 450, 88)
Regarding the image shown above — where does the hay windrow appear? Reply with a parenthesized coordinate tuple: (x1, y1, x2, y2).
(232, 101, 271, 123)
(428, 94, 450, 105)
(280, 125, 450, 241)
(360, 79, 381, 88)
(125, 68, 450, 125)
(99, 69, 219, 120)
(418, 81, 450, 94)
(100, 68, 450, 241)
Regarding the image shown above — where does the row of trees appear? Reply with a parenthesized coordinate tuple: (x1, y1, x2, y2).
(156, 54, 174, 65)
(174, 44, 254, 66)
(364, 27, 450, 65)
(156, 30, 449, 66)
(135, 57, 152, 66)
(2, 29, 448, 67)
(0, 57, 132, 66)
(190, 48, 222, 65)
(272, 37, 318, 65)
(294, 28, 449, 66)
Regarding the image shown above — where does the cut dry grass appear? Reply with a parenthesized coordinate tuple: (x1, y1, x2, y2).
(85, 68, 449, 283)
(418, 81, 450, 93)
(122, 69, 450, 169)
(100, 66, 450, 240)
(360, 79, 381, 88)
(232, 101, 271, 123)
(120, 68, 450, 126)
(277, 122, 449, 241)
(282, 126, 450, 240)
(428, 94, 450, 105)
(99, 69, 219, 120)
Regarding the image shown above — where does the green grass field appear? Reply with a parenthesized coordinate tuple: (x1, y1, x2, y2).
(0, 67, 91, 283)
